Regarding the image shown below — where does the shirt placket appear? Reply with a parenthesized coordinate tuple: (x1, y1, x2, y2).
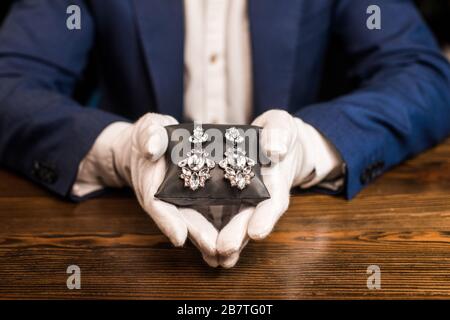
(204, 0, 228, 124)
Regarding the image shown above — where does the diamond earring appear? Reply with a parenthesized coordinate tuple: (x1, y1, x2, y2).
(178, 126, 215, 191)
(219, 127, 255, 190)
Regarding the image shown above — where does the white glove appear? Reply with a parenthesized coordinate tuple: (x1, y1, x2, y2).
(215, 109, 343, 267)
(74, 113, 218, 260)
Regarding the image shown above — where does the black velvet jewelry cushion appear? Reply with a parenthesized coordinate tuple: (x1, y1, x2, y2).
(155, 123, 270, 207)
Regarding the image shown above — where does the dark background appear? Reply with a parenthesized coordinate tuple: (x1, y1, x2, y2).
(0, 1, 449, 45)
(417, 0, 450, 45)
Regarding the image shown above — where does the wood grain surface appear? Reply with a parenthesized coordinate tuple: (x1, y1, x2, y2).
(0, 138, 450, 299)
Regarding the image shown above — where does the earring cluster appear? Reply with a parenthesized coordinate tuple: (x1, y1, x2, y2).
(178, 126, 215, 191)
(179, 126, 255, 191)
(219, 127, 255, 190)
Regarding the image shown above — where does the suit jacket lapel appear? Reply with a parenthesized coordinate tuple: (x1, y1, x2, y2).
(248, 0, 302, 116)
(132, 0, 184, 121)
(131, 0, 303, 121)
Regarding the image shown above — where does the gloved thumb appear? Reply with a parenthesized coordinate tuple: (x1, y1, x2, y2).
(134, 124, 169, 162)
(252, 110, 295, 163)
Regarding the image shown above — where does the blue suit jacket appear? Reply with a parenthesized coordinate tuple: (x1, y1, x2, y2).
(0, 0, 449, 199)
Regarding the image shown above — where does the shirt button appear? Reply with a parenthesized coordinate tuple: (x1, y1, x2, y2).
(210, 53, 218, 64)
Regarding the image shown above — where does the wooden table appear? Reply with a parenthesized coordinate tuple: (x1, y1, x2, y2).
(0, 139, 450, 300)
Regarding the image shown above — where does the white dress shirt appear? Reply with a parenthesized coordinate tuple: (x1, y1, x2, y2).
(71, 0, 344, 197)
(184, 0, 252, 124)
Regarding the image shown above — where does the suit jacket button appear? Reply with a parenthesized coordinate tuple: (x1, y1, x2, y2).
(373, 161, 385, 176)
(360, 171, 370, 184)
(360, 161, 385, 185)
(32, 161, 58, 184)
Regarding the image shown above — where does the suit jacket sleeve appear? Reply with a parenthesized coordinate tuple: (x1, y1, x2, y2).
(297, 0, 450, 199)
(0, 0, 127, 197)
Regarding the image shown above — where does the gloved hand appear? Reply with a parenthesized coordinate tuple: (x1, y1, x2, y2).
(78, 113, 218, 261)
(214, 109, 343, 268)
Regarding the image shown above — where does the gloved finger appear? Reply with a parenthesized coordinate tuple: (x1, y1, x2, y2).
(185, 223, 219, 268)
(201, 253, 220, 268)
(179, 208, 218, 257)
(179, 208, 219, 267)
(252, 110, 295, 163)
(219, 238, 249, 269)
(247, 165, 291, 240)
(217, 207, 254, 256)
(148, 200, 188, 247)
(132, 155, 188, 247)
